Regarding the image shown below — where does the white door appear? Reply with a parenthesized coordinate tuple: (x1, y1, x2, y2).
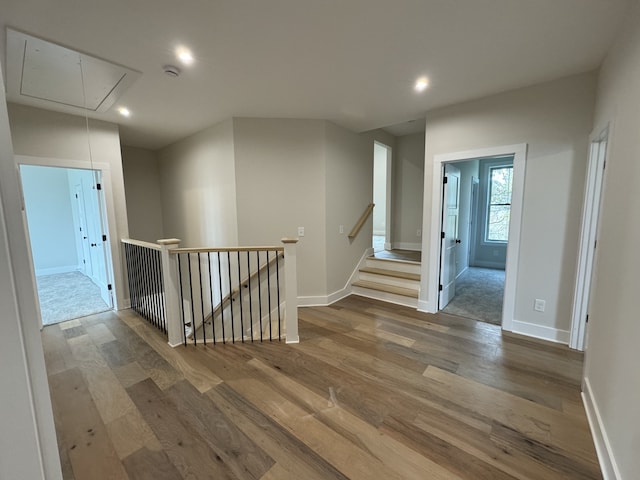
(83, 171, 113, 307)
(439, 164, 461, 308)
(74, 185, 92, 277)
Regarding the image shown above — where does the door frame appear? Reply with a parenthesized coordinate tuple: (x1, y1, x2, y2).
(423, 144, 527, 332)
(569, 125, 609, 351)
(373, 141, 393, 250)
(17, 155, 121, 321)
(438, 163, 461, 309)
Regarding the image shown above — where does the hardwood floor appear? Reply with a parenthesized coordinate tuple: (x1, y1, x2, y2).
(42, 296, 601, 479)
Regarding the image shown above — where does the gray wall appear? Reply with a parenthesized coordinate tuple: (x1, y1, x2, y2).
(158, 119, 238, 248)
(121, 146, 164, 243)
(0, 64, 61, 480)
(456, 159, 479, 277)
(470, 157, 513, 269)
(21, 165, 79, 274)
(393, 132, 425, 250)
(7, 103, 130, 310)
(585, 2, 640, 477)
(421, 71, 597, 336)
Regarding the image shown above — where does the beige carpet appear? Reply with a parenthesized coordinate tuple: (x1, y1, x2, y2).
(36, 271, 111, 325)
(442, 267, 505, 325)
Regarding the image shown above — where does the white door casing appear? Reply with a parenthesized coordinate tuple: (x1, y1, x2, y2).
(422, 143, 527, 333)
(570, 126, 608, 351)
(439, 164, 461, 308)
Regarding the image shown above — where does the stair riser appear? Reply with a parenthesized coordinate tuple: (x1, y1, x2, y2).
(365, 258, 421, 275)
(351, 288, 419, 308)
(358, 272, 420, 290)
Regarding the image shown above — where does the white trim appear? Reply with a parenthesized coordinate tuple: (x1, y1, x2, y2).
(417, 299, 430, 312)
(374, 141, 393, 253)
(298, 247, 373, 307)
(424, 143, 527, 336)
(121, 298, 132, 310)
(392, 242, 421, 251)
(470, 260, 506, 270)
(570, 125, 609, 351)
(383, 242, 392, 250)
(35, 265, 80, 276)
(511, 319, 569, 344)
(582, 377, 621, 479)
(454, 266, 468, 281)
(15, 155, 126, 311)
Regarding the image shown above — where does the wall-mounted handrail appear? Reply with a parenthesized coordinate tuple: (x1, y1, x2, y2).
(348, 203, 375, 240)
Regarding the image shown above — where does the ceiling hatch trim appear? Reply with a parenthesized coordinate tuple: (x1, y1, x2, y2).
(6, 28, 141, 113)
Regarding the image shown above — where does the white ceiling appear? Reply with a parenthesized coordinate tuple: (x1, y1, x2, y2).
(0, 0, 631, 149)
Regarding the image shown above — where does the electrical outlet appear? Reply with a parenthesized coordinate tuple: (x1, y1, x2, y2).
(416, 229, 421, 237)
(297, 226, 305, 237)
(339, 225, 344, 234)
(534, 299, 546, 312)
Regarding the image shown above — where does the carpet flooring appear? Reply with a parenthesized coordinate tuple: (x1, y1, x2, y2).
(36, 271, 111, 325)
(442, 267, 505, 325)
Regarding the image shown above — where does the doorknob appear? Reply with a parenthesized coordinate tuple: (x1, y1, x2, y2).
(455, 239, 461, 244)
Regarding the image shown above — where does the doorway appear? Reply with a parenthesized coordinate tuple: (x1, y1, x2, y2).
(372, 142, 392, 252)
(438, 157, 513, 325)
(425, 144, 527, 331)
(20, 164, 113, 325)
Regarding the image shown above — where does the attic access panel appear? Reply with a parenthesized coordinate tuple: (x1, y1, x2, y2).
(6, 29, 140, 113)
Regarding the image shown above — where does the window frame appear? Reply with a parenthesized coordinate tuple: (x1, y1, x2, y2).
(484, 164, 513, 244)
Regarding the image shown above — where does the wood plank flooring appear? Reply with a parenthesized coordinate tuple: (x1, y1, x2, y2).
(41, 296, 601, 479)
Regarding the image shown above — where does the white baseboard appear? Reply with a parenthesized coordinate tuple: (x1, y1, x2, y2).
(583, 377, 621, 479)
(510, 319, 569, 344)
(392, 242, 421, 251)
(455, 266, 468, 281)
(36, 265, 80, 276)
(383, 242, 392, 250)
(471, 260, 506, 269)
(298, 247, 372, 307)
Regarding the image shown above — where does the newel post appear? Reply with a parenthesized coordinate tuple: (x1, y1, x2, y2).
(281, 237, 300, 344)
(158, 238, 183, 347)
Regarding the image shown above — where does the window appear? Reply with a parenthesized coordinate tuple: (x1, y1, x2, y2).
(486, 166, 513, 242)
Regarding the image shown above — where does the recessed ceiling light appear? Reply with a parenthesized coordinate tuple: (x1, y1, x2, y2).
(176, 47, 194, 65)
(414, 77, 429, 92)
(117, 107, 131, 117)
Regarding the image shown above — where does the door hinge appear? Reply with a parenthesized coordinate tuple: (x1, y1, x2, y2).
(586, 314, 589, 324)
(83, 259, 85, 264)
(107, 284, 112, 291)
(439, 284, 443, 291)
(443, 176, 448, 184)
(594, 239, 597, 249)
(603, 161, 606, 170)
(96, 183, 102, 190)
(75, 193, 78, 198)
(441, 231, 445, 239)
(102, 234, 107, 242)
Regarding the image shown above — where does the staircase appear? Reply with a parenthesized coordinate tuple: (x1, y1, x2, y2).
(352, 256, 420, 307)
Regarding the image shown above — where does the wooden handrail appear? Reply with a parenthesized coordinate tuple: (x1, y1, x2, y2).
(121, 238, 162, 251)
(348, 203, 375, 240)
(170, 245, 284, 254)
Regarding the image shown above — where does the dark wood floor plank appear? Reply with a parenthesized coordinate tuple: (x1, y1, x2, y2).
(165, 380, 274, 480)
(126, 378, 237, 480)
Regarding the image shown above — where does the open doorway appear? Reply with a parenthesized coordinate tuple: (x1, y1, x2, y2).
(426, 144, 527, 331)
(372, 141, 392, 253)
(20, 164, 113, 326)
(438, 157, 514, 325)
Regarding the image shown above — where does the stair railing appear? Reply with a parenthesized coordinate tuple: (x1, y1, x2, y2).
(122, 237, 299, 347)
(348, 203, 375, 240)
